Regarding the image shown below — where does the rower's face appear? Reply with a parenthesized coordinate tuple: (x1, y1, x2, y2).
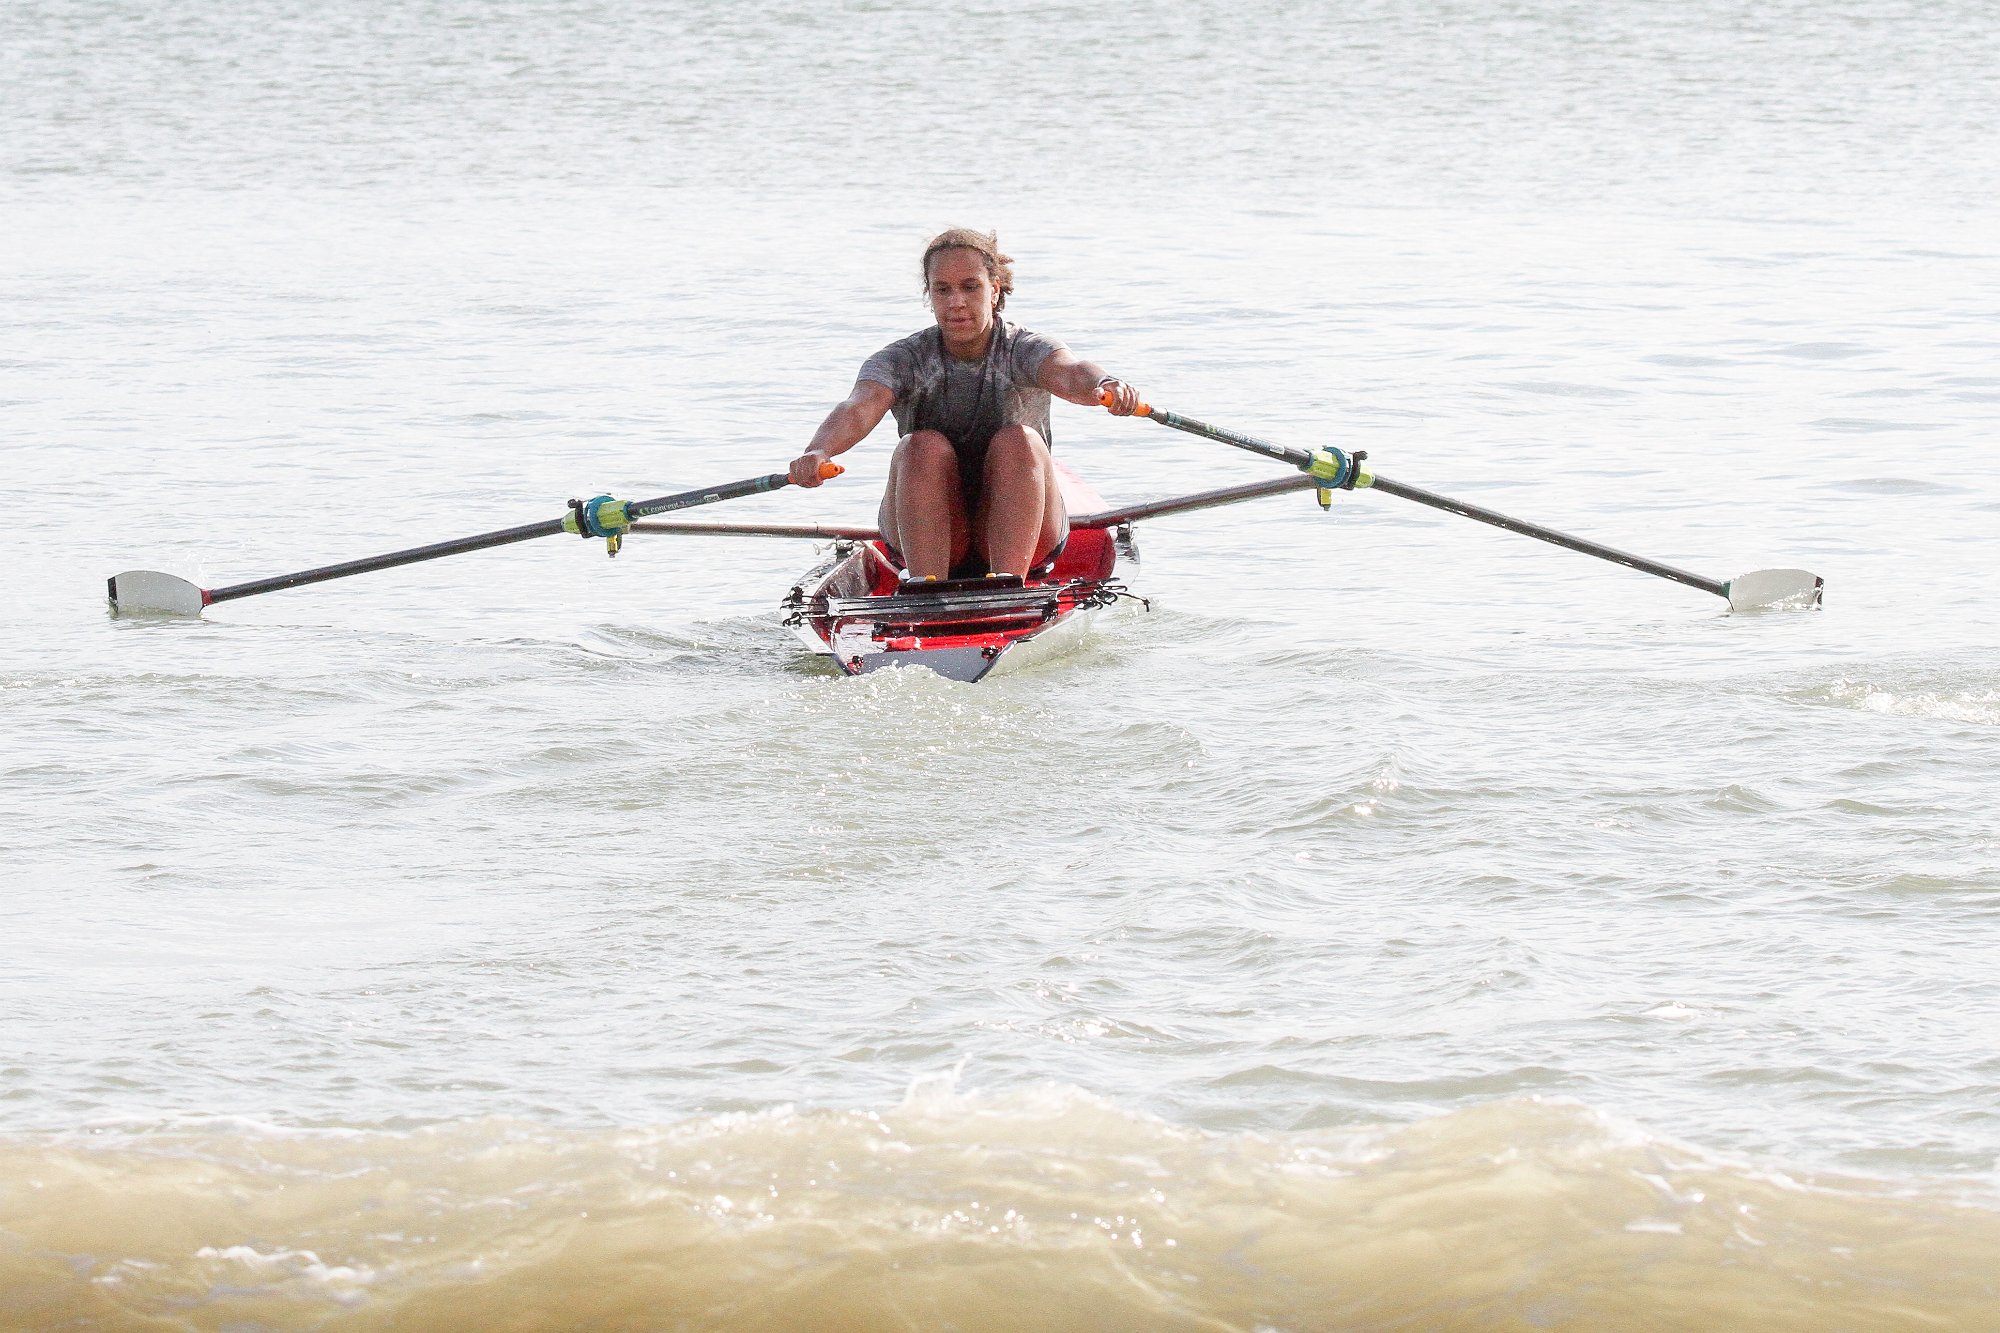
(927, 248, 998, 339)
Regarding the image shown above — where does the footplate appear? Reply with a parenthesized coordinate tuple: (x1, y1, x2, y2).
(822, 584, 1062, 625)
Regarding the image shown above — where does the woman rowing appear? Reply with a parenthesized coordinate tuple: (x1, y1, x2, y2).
(787, 228, 1142, 581)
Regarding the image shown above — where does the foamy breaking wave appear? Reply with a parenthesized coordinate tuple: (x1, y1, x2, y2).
(1808, 678, 2000, 725)
(3, 1089, 1995, 1331)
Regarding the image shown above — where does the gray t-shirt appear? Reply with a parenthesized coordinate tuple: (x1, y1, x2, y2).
(858, 320, 1067, 453)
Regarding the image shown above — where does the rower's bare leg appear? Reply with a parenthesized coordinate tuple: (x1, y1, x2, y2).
(878, 430, 970, 579)
(979, 425, 1065, 576)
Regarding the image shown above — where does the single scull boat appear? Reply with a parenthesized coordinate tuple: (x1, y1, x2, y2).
(628, 467, 1359, 681)
(775, 464, 1135, 682)
(105, 400, 1824, 681)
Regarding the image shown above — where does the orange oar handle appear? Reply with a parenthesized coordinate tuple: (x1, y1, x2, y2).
(1097, 384, 1153, 416)
(815, 460, 844, 480)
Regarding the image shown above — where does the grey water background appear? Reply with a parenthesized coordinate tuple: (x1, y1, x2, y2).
(4, 0, 1999, 1238)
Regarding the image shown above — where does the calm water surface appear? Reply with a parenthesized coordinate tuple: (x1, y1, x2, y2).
(3, 1, 1998, 1327)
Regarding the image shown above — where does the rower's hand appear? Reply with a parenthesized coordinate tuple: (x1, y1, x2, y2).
(789, 452, 836, 487)
(1097, 378, 1145, 416)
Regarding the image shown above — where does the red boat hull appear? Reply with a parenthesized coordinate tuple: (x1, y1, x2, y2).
(784, 466, 1121, 682)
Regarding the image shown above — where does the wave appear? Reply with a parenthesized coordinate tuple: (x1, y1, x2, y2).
(3, 1087, 1995, 1331)
(1804, 677, 2000, 726)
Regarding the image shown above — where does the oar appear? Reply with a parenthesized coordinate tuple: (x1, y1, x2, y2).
(107, 462, 843, 616)
(1103, 392, 1821, 612)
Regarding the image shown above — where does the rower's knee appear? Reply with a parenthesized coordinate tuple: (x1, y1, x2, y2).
(982, 425, 1048, 477)
(894, 430, 960, 484)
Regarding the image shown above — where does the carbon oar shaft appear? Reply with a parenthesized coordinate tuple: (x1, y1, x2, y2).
(1138, 407, 1312, 469)
(1366, 474, 1726, 598)
(1111, 391, 1766, 604)
(207, 518, 566, 605)
(207, 474, 797, 605)
(626, 471, 798, 519)
(146, 466, 837, 612)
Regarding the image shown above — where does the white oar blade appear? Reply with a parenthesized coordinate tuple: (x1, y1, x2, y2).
(107, 570, 207, 617)
(1724, 568, 1823, 612)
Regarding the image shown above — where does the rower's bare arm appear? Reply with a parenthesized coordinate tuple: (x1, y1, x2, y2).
(1038, 349, 1140, 416)
(790, 381, 895, 487)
